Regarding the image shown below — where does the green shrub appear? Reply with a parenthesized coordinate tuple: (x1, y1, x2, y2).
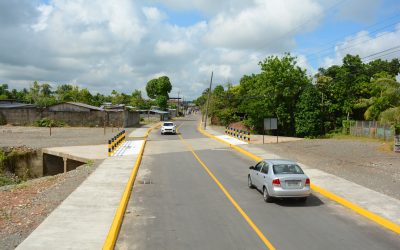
(0, 149, 6, 172)
(35, 118, 64, 127)
(395, 124, 400, 135)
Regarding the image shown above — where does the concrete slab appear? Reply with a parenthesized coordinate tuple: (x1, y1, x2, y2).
(113, 140, 144, 156)
(43, 144, 108, 162)
(128, 128, 150, 138)
(16, 141, 145, 250)
(204, 127, 400, 227)
(215, 135, 248, 145)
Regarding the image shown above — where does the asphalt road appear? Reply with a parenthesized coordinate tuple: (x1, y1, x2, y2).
(116, 117, 400, 250)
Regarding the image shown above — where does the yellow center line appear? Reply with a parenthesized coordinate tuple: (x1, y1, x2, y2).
(197, 121, 400, 235)
(177, 124, 276, 250)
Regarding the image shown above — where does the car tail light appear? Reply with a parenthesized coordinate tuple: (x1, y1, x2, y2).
(305, 178, 310, 185)
(272, 178, 280, 186)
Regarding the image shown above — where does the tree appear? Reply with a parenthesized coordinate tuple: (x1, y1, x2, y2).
(295, 85, 323, 137)
(0, 84, 10, 100)
(130, 90, 145, 108)
(145, 76, 172, 110)
(356, 74, 400, 120)
(239, 54, 311, 135)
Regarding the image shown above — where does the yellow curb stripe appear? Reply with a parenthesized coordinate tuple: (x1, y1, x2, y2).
(198, 122, 400, 235)
(311, 184, 400, 234)
(103, 123, 160, 250)
(177, 125, 276, 250)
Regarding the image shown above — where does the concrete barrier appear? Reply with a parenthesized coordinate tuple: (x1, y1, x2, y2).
(225, 126, 251, 142)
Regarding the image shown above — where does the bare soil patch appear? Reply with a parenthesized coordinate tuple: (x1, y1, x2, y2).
(0, 162, 99, 250)
(252, 138, 400, 200)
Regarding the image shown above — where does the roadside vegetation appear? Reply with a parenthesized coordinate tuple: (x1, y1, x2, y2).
(0, 75, 174, 111)
(195, 53, 400, 137)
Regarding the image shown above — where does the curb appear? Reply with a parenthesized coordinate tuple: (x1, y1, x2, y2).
(198, 123, 400, 235)
(103, 123, 160, 250)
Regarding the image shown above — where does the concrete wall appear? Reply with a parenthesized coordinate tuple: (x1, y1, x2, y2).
(43, 153, 85, 176)
(124, 110, 140, 127)
(0, 108, 140, 127)
(48, 103, 91, 112)
(0, 108, 39, 125)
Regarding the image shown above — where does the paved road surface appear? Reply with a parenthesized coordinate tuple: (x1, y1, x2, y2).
(116, 118, 400, 250)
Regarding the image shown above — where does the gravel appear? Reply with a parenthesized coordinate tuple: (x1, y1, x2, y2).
(0, 125, 139, 249)
(0, 126, 136, 149)
(0, 162, 100, 250)
(252, 139, 400, 200)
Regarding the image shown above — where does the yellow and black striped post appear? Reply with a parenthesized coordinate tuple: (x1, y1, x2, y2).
(108, 140, 112, 157)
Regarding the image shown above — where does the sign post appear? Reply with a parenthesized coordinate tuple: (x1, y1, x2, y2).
(263, 118, 278, 144)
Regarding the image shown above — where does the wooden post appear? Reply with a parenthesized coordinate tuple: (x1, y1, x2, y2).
(63, 157, 67, 173)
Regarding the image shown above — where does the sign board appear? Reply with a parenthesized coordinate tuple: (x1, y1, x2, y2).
(264, 118, 277, 130)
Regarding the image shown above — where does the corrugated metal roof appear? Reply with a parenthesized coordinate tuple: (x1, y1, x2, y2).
(65, 102, 104, 111)
(0, 102, 36, 109)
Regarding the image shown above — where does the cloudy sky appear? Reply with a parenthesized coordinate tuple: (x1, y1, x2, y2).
(1, 0, 399, 100)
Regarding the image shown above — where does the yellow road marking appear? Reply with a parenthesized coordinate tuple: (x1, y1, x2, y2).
(177, 125, 276, 250)
(198, 122, 400, 235)
(103, 123, 160, 250)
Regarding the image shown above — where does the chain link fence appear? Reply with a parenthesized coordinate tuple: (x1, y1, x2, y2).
(349, 120, 394, 141)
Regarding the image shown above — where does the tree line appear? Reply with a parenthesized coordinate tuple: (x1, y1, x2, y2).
(0, 76, 173, 110)
(195, 54, 400, 137)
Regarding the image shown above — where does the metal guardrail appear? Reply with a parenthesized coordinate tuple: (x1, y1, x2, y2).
(225, 127, 251, 142)
(108, 130, 126, 157)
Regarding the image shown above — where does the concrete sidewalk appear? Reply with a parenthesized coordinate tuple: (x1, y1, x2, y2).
(205, 126, 400, 227)
(17, 137, 149, 249)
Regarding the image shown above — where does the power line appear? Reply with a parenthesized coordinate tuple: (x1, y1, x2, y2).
(304, 13, 400, 59)
(364, 48, 400, 62)
(361, 45, 400, 60)
(307, 22, 400, 61)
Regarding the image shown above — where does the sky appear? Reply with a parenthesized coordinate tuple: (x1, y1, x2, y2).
(0, 0, 400, 100)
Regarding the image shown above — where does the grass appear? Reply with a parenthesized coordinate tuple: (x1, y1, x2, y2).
(0, 175, 19, 186)
(329, 133, 396, 153)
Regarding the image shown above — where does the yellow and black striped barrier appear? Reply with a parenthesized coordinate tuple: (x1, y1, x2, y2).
(108, 130, 126, 157)
(225, 127, 251, 142)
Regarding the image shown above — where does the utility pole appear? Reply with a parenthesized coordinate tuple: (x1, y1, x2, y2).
(177, 90, 180, 117)
(204, 71, 213, 130)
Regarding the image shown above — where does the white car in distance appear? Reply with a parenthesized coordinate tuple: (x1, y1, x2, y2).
(161, 122, 176, 135)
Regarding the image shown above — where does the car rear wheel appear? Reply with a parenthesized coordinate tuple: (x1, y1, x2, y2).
(248, 175, 254, 189)
(263, 187, 273, 203)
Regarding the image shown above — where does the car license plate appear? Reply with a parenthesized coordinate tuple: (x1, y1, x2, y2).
(286, 180, 300, 187)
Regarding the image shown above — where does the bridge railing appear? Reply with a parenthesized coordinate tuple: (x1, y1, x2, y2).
(108, 130, 126, 157)
(225, 127, 250, 142)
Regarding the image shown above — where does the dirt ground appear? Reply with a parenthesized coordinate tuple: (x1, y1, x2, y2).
(0, 162, 100, 249)
(0, 125, 139, 249)
(252, 138, 400, 200)
(0, 126, 136, 149)
(211, 125, 400, 200)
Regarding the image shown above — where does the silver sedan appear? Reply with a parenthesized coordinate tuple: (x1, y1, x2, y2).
(248, 159, 311, 202)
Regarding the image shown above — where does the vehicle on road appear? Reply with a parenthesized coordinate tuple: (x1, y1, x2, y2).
(161, 122, 176, 135)
(248, 159, 310, 202)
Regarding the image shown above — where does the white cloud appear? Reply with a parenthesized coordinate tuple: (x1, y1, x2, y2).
(142, 7, 166, 22)
(0, 0, 334, 100)
(323, 23, 400, 68)
(155, 40, 192, 57)
(205, 0, 322, 50)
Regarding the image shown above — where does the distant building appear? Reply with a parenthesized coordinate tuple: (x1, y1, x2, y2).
(0, 99, 36, 109)
(48, 102, 104, 112)
(0, 101, 140, 127)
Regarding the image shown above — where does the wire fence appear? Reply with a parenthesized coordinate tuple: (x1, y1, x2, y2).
(349, 120, 394, 141)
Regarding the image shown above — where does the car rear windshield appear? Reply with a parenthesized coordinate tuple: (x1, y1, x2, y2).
(163, 123, 174, 126)
(273, 164, 304, 174)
